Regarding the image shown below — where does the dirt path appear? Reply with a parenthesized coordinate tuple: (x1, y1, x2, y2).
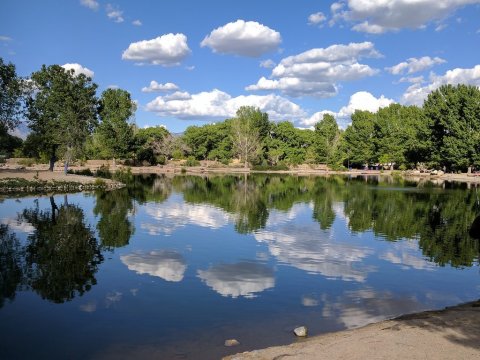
(224, 300, 480, 360)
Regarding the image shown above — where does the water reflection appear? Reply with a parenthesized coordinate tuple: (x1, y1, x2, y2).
(321, 288, 424, 329)
(197, 262, 275, 298)
(121, 250, 187, 282)
(0, 196, 104, 306)
(94, 188, 135, 249)
(142, 198, 232, 235)
(255, 221, 374, 282)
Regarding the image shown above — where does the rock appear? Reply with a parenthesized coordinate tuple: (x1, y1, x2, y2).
(437, 170, 445, 176)
(294, 326, 308, 337)
(224, 339, 240, 347)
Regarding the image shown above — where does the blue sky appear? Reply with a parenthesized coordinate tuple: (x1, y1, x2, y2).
(1, 0, 480, 132)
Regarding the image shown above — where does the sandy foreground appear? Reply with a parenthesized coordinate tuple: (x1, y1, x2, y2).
(224, 300, 480, 360)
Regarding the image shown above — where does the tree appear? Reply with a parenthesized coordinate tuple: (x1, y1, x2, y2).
(423, 84, 480, 171)
(26, 65, 98, 172)
(343, 110, 377, 168)
(231, 106, 264, 167)
(314, 114, 342, 167)
(0, 57, 24, 132)
(375, 104, 430, 169)
(96, 88, 136, 167)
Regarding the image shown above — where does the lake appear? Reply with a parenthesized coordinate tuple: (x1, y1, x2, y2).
(0, 174, 479, 359)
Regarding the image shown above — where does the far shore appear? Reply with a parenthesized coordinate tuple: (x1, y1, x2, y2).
(2, 159, 480, 193)
(224, 299, 480, 360)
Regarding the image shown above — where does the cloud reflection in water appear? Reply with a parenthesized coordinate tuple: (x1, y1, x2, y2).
(121, 250, 187, 282)
(197, 262, 275, 298)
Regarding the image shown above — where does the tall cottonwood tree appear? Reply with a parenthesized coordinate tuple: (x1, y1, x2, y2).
(96, 88, 136, 166)
(26, 65, 98, 172)
(424, 84, 480, 171)
(0, 57, 24, 132)
(315, 114, 342, 167)
(231, 106, 264, 168)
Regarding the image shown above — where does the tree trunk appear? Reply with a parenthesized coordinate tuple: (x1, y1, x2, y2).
(49, 145, 58, 172)
(113, 157, 116, 169)
(64, 147, 72, 175)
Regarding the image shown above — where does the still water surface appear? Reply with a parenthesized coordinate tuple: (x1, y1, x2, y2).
(0, 174, 479, 359)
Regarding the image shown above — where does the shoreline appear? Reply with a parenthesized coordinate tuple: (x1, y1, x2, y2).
(0, 168, 124, 193)
(1, 163, 480, 194)
(224, 299, 480, 360)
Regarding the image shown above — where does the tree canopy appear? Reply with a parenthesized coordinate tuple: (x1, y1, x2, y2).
(26, 65, 98, 170)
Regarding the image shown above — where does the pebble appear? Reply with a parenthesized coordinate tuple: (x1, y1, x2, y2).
(224, 339, 240, 347)
(294, 326, 308, 337)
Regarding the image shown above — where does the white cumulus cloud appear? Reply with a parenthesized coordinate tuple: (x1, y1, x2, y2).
(201, 20, 281, 57)
(402, 64, 480, 105)
(122, 33, 191, 66)
(145, 89, 306, 121)
(80, 0, 99, 10)
(386, 56, 446, 75)
(247, 42, 380, 98)
(132, 19, 142, 26)
(106, 3, 124, 23)
(302, 91, 394, 128)
(333, 0, 480, 33)
(141, 81, 179, 93)
(308, 12, 327, 26)
(260, 59, 276, 68)
(61, 63, 94, 78)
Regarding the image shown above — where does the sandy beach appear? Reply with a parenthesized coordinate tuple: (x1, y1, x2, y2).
(224, 300, 480, 360)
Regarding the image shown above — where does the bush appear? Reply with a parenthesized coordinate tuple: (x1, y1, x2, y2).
(18, 158, 36, 167)
(94, 178, 106, 187)
(181, 167, 187, 174)
(96, 165, 112, 179)
(67, 168, 94, 176)
(398, 164, 407, 171)
(185, 156, 200, 167)
(156, 155, 167, 165)
(112, 167, 133, 183)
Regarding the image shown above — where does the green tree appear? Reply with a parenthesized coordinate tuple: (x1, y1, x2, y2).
(343, 110, 376, 168)
(97, 88, 136, 166)
(314, 114, 342, 167)
(231, 106, 264, 167)
(0, 57, 24, 132)
(375, 104, 430, 169)
(182, 121, 233, 162)
(26, 65, 98, 172)
(133, 125, 170, 164)
(424, 84, 480, 171)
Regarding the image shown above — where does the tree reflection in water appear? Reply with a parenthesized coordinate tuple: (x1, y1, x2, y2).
(0, 196, 103, 306)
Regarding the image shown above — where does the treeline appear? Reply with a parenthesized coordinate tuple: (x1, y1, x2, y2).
(2, 56, 480, 172)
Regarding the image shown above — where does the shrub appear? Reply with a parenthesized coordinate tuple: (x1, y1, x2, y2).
(94, 178, 106, 187)
(180, 167, 187, 174)
(68, 168, 94, 176)
(156, 155, 167, 165)
(185, 156, 200, 167)
(113, 167, 133, 183)
(96, 165, 112, 179)
(398, 164, 407, 171)
(18, 158, 36, 167)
